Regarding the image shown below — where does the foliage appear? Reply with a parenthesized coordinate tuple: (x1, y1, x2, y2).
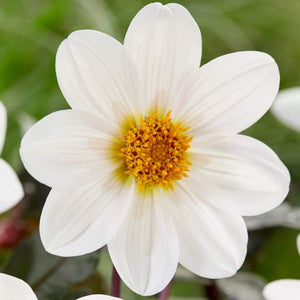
(1, 0, 300, 298)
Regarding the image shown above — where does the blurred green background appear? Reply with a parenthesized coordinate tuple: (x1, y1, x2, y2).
(0, 0, 300, 299)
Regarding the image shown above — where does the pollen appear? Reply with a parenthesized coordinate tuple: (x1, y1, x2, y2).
(119, 111, 192, 191)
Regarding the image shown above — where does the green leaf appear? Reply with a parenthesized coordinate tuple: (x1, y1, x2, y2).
(2, 232, 99, 299)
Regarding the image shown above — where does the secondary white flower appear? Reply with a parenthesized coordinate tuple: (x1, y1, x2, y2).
(0, 273, 122, 300)
(271, 87, 300, 132)
(263, 235, 300, 300)
(20, 2, 290, 296)
(0, 102, 24, 213)
(263, 280, 300, 300)
(267, 89, 300, 299)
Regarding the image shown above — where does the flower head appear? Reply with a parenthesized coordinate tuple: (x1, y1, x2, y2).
(271, 87, 300, 132)
(0, 273, 122, 300)
(0, 102, 24, 214)
(262, 234, 300, 300)
(119, 110, 192, 191)
(263, 280, 300, 300)
(20, 2, 290, 296)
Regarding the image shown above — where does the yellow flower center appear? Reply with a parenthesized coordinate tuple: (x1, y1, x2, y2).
(119, 111, 192, 191)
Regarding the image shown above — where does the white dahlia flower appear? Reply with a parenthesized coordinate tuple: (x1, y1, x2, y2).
(263, 234, 300, 300)
(0, 273, 122, 300)
(0, 102, 24, 213)
(271, 87, 300, 132)
(20, 2, 290, 296)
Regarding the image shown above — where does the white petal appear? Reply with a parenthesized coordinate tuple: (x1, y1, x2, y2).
(78, 296, 122, 300)
(187, 134, 290, 216)
(0, 273, 37, 300)
(263, 279, 300, 300)
(0, 102, 7, 154)
(20, 110, 118, 190)
(169, 183, 247, 279)
(40, 173, 135, 257)
(0, 159, 24, 214)
(173, 51, 279, 134)
(297, 234, 300, 255)
(108, 190, 179, 296)
(124, 3, 202, 114)
(56, 30, 142, 124)
(271, 87, 300, 132)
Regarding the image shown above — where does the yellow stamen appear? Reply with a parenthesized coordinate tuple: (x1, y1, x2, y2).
(119, 111, 193, 191)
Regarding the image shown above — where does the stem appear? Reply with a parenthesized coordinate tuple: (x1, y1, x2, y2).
(159, 282, 171, 300)
(111, 266, 121, 297)
(205, 280, 221, 300)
